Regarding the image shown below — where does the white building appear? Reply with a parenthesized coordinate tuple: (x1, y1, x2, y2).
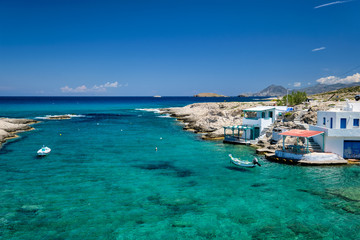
(243, 106, 287, 133)
(310, 101, 360, 159)
(224, 106, 287, 143)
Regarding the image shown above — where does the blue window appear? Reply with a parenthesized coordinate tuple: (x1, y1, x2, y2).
(262, 112, 265, 118)
(341, 118, 347, 129)
(323, 117, 326, 125)
(354, 119, 359, 127)
(330, 118, 333, 129)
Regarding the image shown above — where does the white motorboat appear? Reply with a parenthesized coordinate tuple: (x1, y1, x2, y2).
(37, 146, 51, 156)
(229, 154, 261, 168)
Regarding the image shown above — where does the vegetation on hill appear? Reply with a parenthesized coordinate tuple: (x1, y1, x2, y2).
(312, 85, 360, 101)
(277, 91, 307, 106)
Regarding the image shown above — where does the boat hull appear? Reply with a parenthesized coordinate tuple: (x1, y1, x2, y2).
(37, 147, 51, 156)
(230, 160, 256, 168)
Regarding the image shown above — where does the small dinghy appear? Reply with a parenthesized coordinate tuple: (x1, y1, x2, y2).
(37, 145, 51, 156)
(229, 154, 261, 168)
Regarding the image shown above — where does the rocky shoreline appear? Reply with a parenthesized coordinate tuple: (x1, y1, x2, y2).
(0, 118, 39, 149)
(161, 100, 350, 162)
(161, 101, 275, 140)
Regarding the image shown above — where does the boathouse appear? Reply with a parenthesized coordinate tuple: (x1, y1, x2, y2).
(309, 100, 360, 159)
(267, 129, 347, 165)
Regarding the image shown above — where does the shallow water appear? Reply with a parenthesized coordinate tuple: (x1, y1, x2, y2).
(1, 97, 360, 239)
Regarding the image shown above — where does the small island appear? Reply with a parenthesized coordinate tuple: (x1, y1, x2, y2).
(194, 93, 227, 97)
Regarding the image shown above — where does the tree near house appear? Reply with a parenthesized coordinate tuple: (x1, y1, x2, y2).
(277, 91, 307, 106)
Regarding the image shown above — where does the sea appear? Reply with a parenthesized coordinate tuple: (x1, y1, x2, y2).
(0, 96, 360, 240)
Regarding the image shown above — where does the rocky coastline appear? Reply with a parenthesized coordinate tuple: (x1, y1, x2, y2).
(0, 118, 39, 149)
(161, 101, 275, 140)
(161, 100, 349, 162)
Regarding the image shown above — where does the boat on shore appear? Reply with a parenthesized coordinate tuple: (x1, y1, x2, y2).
(37, 146, 51, 156)
(229, 154, 261, 168)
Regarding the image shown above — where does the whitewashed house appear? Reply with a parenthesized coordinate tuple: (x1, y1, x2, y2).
(224, 106, 287, 144)
(310, 101, 360, 159)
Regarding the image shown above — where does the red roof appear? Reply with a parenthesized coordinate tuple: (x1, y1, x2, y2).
(279, 129, 324, 138)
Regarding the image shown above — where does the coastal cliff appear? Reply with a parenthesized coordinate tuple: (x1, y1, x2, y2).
(0, 118, 39, 149)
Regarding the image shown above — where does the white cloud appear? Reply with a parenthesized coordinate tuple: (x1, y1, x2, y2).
(314, 0, 352, 9)
(312, 47, 326, 52)
(61, 85, 88, 93)
(294, 82, 301, 87)
(316, 73, 360, 85)
(61, 81, 121, 93)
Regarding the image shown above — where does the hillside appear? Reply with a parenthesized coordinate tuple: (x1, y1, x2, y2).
(300, 82, 360, 95)
(311, 85, 360, 101)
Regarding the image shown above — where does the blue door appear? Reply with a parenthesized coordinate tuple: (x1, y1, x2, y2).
(344, 141, 360, 159)
(340, 118, 346, 129)
(330, 118, 333, 129)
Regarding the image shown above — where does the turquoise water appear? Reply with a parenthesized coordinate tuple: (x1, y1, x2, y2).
(1, 97, 360, 239)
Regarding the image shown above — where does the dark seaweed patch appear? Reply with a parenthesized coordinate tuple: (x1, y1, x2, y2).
(298, 188, 333, 200)
(134, 161, 194, 178)
(251, 183, 267, 188)
(138, 162, 173, 170)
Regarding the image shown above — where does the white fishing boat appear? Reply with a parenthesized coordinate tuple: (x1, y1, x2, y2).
(37, 146, 51, 156)
(229, 154, 261, 168)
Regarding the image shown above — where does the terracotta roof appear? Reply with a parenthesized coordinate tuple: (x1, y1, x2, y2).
(279, 129, 324, 138)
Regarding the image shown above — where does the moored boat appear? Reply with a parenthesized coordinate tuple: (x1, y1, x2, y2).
(37, 146, 51, 156)
(229, 154, 261, 168)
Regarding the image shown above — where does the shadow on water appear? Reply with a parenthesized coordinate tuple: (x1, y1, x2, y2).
(0, 147, 13, 154)
(225, 166, 251, 172)
(0, 135, 29, 154)
(133, 161, 194, 178)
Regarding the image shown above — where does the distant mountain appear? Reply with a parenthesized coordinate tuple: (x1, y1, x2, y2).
(245, 82, 360, 97)
(300, 82, 360, 95)
(252, 84, 287, 97)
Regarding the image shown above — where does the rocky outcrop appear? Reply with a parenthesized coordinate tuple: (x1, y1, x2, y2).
(47, 115, 71, 120)
(0, 118, 39, 149)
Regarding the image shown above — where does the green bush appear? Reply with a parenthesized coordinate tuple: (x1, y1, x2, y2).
(277, 91, 307, 106)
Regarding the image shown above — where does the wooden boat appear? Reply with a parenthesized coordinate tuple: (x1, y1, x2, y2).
(229, 154, 261, 168)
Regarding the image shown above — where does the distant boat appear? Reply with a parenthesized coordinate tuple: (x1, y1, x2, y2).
(153, 95, 161, 98)
(229, 154, 261, 168)
(37, 146, 51, 156)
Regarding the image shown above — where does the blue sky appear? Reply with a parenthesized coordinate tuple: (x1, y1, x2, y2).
(0, 0, 359, 96)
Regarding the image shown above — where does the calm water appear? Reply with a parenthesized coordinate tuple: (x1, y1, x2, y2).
(1, 97, 360, 239)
